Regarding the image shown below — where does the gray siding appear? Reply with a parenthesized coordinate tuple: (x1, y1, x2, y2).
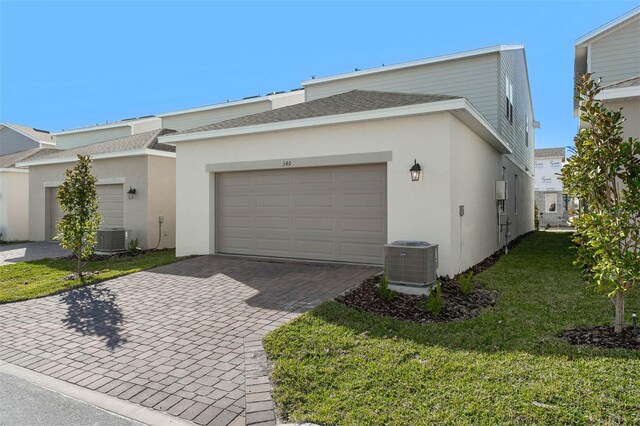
(591, 18, 640, 84)
(499, 49, 534, 172)
(0, 127, 40, 156)
(161, 101, 273, 131)
(55, 126, 132, 150)
(304, 54, 500, 129)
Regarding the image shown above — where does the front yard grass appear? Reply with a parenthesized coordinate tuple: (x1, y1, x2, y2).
(264, 232, 640, 425)
(0, 250, 180, 303)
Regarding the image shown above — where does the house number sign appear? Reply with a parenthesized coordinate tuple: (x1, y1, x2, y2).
(282, 160, 292, 167)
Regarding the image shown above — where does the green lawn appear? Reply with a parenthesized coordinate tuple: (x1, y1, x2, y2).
(264, 232, 640, 425)
(0, 250, 180, 303)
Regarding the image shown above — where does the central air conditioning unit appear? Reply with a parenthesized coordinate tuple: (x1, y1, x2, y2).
(384, 240, 438, 295)
(96, 228, 127, 252)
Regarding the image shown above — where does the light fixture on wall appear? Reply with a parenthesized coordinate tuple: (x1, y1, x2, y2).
(127, 187, 136, 199)
(410, 159, 422, 182)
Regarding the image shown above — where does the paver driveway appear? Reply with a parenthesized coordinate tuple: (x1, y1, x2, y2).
(0, 255, 379, 425)
(0, 241, 70, 265)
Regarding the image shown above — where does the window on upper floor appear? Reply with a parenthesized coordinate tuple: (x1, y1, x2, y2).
(505, 76, 514, 124)
(525, 114, 529, 146)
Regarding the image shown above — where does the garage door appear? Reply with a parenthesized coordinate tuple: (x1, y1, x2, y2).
(216, 164, 387, 264)
(49, 184, 124, 239)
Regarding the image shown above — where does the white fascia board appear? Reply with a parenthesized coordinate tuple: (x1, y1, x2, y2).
(16, 149, 175, 167)
(597, 86, 640, 101)
(301, 45, 523, 86)
(157, 97, 272, 117)
(575, 8, 640, 46)
(0, 168, 29, 173)
(158, 98, 511, 154)
(453, 100, 512, 154)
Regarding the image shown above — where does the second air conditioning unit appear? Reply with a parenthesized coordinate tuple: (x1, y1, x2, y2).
(96, 228, 127, 252)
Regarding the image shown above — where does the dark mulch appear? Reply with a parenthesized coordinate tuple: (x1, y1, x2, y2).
(336, 275, 497, 323)
(63, 271, 102, 281)
(60, 248, 169, 262)
(335, 233, 532, 323)
(561, 326, 640, 350)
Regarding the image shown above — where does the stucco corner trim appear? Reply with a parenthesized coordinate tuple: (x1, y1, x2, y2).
(44, 177, 126, 188)
(205, 151, 393, 173)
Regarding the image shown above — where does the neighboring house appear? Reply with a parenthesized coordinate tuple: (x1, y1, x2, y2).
(159, 45, 536, 277)
(574, 7, 640, 139)
(0, 148, 56, 241)
(0, 123, 55, 155)
(17, 91, 304, 250)
(534, 147, 571, 228)
(18, 129, 177, 250)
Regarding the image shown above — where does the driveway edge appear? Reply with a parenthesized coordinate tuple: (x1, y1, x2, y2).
(0, 359, 192, 425)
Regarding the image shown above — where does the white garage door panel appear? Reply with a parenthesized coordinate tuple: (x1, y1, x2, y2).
(216, 164, 387, 264)
(49, 184, 123, 239)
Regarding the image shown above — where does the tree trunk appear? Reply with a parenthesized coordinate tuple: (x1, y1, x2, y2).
(77, 244, 83, 280)
(614, 289, 625, 334)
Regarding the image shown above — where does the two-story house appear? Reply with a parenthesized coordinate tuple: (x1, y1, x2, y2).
(159, 45, 536, 277)
(534, 147, 572, 228)
(574, 7, 640, 139)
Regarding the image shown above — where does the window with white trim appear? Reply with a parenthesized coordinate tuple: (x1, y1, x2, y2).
(545, 193, 557, 213)
(505, 76, 514, 124)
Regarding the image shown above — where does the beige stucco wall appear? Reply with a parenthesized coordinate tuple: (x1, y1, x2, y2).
(27, 155, 175, 249)
(175, 112, 531, 276)
(604, 98, 640, 140)
(147, 156, 176, 249)
(0, 171, 30, 241)
(449, 117, 534, 275)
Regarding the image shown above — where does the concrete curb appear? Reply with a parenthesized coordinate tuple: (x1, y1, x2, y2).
(0, 360, 192, 426)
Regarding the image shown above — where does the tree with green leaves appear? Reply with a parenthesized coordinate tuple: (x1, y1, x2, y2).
(561, 73, 640, 334)
(55, 155, 101, 279)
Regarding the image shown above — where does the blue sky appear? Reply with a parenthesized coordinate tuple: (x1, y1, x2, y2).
(1, 1, 638, 148)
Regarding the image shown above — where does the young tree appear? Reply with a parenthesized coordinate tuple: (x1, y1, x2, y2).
(561, 74, 640, 334)
(55, 155, 101, 279)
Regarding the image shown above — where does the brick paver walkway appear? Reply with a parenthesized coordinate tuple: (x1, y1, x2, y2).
(0, 241, 70, 265)
(0, 255, 379, 425)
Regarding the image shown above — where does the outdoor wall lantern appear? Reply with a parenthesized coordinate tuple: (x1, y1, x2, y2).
(127, 187, 137, 199)
(410, 159, 422, 182)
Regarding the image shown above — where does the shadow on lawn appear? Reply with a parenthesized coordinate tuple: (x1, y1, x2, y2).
(59, 284, 127, 350)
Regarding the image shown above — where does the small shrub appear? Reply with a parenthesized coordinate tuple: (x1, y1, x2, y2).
(459, 271, 474, 295)
(377, 269, 396, 302)
(425, 281, 443, 316)
(128, 238, 139, 254)
(534, 203, 540, 230)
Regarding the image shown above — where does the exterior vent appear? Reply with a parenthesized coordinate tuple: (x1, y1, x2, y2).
(384, 241, 438, 294)
(96, 228, 127, 252)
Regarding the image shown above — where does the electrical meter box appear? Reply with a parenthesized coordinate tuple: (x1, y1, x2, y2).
(495, 180, 508, 200)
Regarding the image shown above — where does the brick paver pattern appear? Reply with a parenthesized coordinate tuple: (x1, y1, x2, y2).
(0, 255, 378, 425)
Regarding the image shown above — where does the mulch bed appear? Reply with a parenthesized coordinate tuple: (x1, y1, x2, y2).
(335, 233, 532, 323)
(63, 271, 102, 281)
(561, 326, 640, 350)
(336, 275, 497, 323)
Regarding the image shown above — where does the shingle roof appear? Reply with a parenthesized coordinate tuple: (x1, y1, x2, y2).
(1, 123, 53, 143)
(602, 76, 640, 89)
(0, 148, 58, 169)
(535, 147, 565, 159)
(176, 90, 461, 135)
(23, 129, 176, 163)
